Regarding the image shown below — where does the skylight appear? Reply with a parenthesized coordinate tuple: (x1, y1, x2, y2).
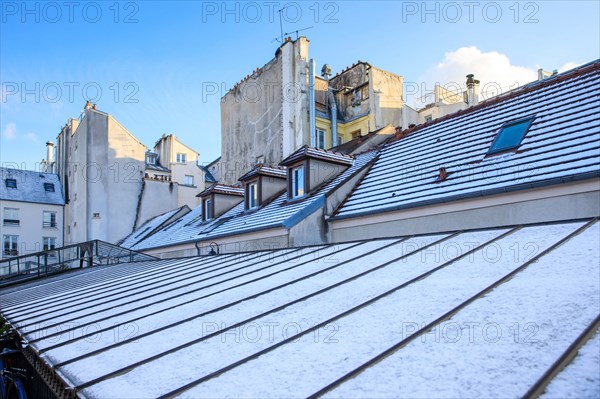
(487, 116, 535, 155)
(5, 179, 17, 189)
(44, 182, 55, 192)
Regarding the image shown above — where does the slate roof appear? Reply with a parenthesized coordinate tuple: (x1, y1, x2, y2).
(1, 218, 598, 398)
(127, 151, 377, 250)
(145, 163, 170, 173)
(0, 167, 64, 206)
(332, 60, 600, 220)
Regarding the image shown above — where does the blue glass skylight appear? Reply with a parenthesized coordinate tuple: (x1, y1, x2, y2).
(488, 116, 535, 155)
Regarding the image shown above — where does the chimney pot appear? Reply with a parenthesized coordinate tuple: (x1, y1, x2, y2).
(92, 103, 97, 110)
(84, 100, 92, 109)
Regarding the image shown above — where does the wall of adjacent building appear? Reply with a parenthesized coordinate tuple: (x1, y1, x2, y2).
(0, 200, 64, 259)
(219, 37, 310, 184)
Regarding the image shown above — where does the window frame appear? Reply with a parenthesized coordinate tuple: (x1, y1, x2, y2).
(203, 197, 214, 221)
(176, 153, 187, 164)
(290, 164, 306, 199)
(43, 211, 57, 228)
(316, 129, 326, 149)
(487, 116, 535, 156)
(5, 178, 17, 189)
(43, 237, 57, 252)
(246, 180, 259, 210)
(184, 175, 194, 186)
(3, 235, 18, 257)
(3, 207, 20, 226)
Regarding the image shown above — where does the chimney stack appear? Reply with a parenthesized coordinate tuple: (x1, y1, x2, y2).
(45, 141, 54, 173)
(84, 100, 92, 109)
(466, 74, 480, 106)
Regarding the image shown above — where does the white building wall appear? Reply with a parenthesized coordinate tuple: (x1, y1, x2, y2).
(0, 200, 64, 259)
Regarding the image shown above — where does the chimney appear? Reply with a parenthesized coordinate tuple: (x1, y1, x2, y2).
(538, 68, 553, 81)
(92, 103, 97, 110)
(466, 74, 480, 106)
(45, 141, 54, 172)
(84, 100, 92, 109)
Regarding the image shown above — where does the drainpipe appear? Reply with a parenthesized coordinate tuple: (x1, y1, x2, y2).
(309, 59, 316, 147)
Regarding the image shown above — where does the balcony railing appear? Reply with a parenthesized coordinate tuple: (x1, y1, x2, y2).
(3, 219, 20, 226)
(0, 239, 158, 286)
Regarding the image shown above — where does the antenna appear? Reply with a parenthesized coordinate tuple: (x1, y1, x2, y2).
(272, 6, 313, 44)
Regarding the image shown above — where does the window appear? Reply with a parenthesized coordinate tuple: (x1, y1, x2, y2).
(291, 166, 305, 199)
(43, 237, 56, 252)
(5, 178, 16, 189)
(204, 198, 213, 221)
(43, 211, 57, 228)
(176, 153, 187, 164)
(316, 130, 326, 149)
(93, 213, 100, 218)
(424, 115, 433, 123)
(44, 182, 55, 192)
(184, 175, 194, 186)
(247, 182, 259, 209)
(351, 130, 361, 140)
(488, 117, 535, 155)
(337, 136, 343, 146)
(3, 208, 19, 226)
(3, 235, 18, 257)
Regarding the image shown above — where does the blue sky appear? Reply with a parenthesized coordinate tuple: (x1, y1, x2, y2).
(1, 1, 599, 169)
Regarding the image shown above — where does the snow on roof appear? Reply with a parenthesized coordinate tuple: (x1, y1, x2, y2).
(197, 184, 244, 198)
(280, 145, 354, 166)
(0, 167, 64, 206)
(333, 61, 600, 220)
(129, 151, 377, 250)
(238, 165, 287, 182)
(1, 219, 597, 398)
(118, 206, 190, 248)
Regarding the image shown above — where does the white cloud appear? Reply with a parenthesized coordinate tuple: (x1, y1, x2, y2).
(25, 132, 41, 144)
(412, 47, 540, 107)
(558, 62, 581, 73)
(2, 123, 17, 140)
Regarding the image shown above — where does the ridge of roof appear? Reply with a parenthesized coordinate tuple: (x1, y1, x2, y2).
(391, 59, 600, 143)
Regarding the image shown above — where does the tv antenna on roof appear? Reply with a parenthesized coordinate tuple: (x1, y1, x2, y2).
(272, 5, 313, 43)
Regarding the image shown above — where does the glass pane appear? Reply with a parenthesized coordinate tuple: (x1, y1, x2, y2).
(490, 119, 531, 153)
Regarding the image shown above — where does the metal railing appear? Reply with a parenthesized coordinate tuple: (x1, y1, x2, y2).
(0, 240, 157, 283)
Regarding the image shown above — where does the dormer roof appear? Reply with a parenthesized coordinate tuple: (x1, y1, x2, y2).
(197, 184, 244, 198)
(279, 146, 354, 167)
(238, 165, 287, 182)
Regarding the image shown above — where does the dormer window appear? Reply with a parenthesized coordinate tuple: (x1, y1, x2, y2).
(291, 166, 305, 198)
(203, 198, 213, 221)
(5, 178, 16, 189)
(488, 116, 535, 155)
(247, 182, 259, 209)
(238, 166, 287, 210)
(198, 184, 244, 222)
(44, 183, 55, 192)
(280, 146, 353, 201)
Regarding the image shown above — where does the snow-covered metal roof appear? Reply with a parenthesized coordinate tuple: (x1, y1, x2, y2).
(118, 206, 190, 248)
(127, 151, 377, 250)
(1, 218, 598, 398)
(332, 61, 600, 220)
(0, 167, 64, 206)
